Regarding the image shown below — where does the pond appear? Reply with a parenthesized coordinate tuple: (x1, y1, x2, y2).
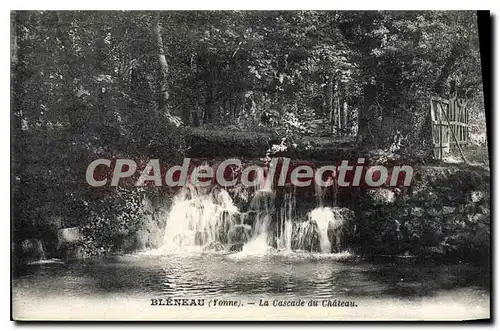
(12, 251, 490, 321)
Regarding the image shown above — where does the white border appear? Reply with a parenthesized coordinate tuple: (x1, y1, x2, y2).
(2, 2, 497, 329)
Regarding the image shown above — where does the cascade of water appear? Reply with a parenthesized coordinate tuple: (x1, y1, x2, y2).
(244, 169, 275, 248)
(260, 162, 274, 193)
(292, 207, 348, 253)
(295, 221, 317, 252)
(277, 190, 295, 251)
(241, 232, 270, 255)
(314, 172, 338, 207)
(243, 190, 274, 252)
(159, 164, 350, 255)
(161, 185, 239, 252)
(308, 207, 334, 253)
(314, 180, 325, 207)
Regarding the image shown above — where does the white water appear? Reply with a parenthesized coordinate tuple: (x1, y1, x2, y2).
(160, 182, 350, 255)
(161, 185, 239, 252)
(308, 207, 343, 253)
(277, 191, 295, 251)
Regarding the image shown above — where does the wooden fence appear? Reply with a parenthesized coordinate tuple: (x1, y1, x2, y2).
(430, 96, 469, 160)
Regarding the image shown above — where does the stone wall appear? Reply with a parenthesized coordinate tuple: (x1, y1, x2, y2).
(356, 165, 490, 262)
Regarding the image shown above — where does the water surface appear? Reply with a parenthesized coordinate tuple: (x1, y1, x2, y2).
(12, 251, 490, 321)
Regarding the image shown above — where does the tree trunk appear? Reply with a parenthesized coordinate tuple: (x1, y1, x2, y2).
(433, 43, 463, 96)
(204, 84, 216, 123)
(341, 101, 348, 135)
(204, 61, 217, 124)
(339, 83, 348, 135)
(325, 73, 334, 133)
(234, 90, 246, 122)
(358, 84, 376, 146)
(152, 14, 169, 112)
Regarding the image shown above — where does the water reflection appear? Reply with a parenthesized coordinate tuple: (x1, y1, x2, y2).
(13, 252, 489, 301)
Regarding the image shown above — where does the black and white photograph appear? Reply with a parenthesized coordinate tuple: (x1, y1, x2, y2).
(10, 9, 491, 321)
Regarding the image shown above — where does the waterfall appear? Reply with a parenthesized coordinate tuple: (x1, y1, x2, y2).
(159, 180, 351, 254)
(242, 188, 275, 253)
(315, 180, 325, 207)
(239, 167, 276, 252)
(277, 190, 295, 251)
(161, 185, 239, 252)
(292, 207, 348, 253)
(308, 207, 336, 253)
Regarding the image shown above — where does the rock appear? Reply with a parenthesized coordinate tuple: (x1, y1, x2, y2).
(56, 227, 85, 260)
(195, 231, 209, 246)
(471, 191, 484, 203)
(227, 224, 251, 244)
(57, 227, 82, 246)
(147, 225, 163, 249)
(319, 207, 354, 253)
(229, 242, 244, 252)
(20, 239, 45, 262)
(135, 229, 149, 250)
(295, 221, 320, 252)
(228, 212, 242, 225)
(242, 210, 257, 227)
(266, 247, 277, 253)
(132, 214, 163, 250)
(203, 241, 225, 252)
(62, 245, 84, 261)
(118, 233, 138, 252)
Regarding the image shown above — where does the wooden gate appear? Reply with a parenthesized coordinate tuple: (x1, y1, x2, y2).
(430, 96, 469, 160)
